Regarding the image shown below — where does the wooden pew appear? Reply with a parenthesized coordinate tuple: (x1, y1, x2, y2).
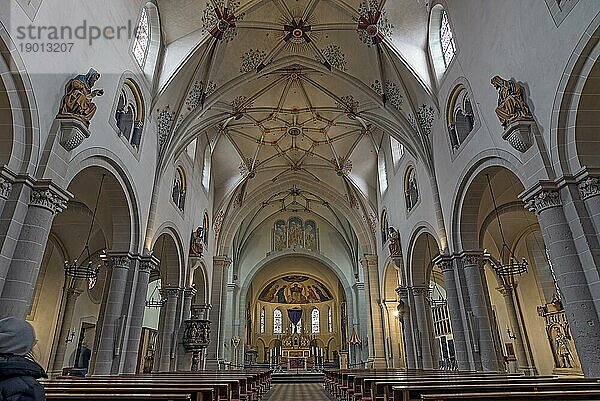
(420, 389, 600, 400)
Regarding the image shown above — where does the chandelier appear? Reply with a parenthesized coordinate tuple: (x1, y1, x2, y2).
(64, 174, 105, 279)
(485, 174, 528, 276)
(145, 237, 166, 308)
(424, 233, 447, 307)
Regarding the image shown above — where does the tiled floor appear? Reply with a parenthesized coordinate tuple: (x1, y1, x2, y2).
(263, 383, 335, 401)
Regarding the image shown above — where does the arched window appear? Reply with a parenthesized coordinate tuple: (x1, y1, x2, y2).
(115, 78, 144, 149)
(381, 210, 389, 243)
(390, 136, 404, 168)
(202, 144, 212, 190)
(132, 3, 161, 79)
(378, 152, 388, 195)
(328, 307, 333, 333)
(311, 308, 320, 334)
(172, 166, 186, 211)
(405, 166, 419, 211)
(260, 307, 266, 334)
(203, 212, 209, 247)
(447, 83, 477, 150)
(273, 309, 283, 334)
(429, 5, 457, 77)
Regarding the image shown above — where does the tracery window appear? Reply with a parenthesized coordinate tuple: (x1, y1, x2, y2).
(203, 212, 210, 247)
(311, 308, 320, 334)
(328, 307, 333, 333)
(273, 309, 283, 334)
(115, 79, 144, 149)
(405, 166, 419, 212)
(440, 10, 456, 68)
(172, 166, 186, 211)
(133, 8, 150, 67)
(260, 307, 265, 334)
(381, 209, 389, 243)
(390, 136, 405, 168)
(378, 153, 388, 195)
(447, 84, 477, 150)
(202, 144, 212, 190)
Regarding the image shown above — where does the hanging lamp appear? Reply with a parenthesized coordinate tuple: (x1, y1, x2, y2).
(64, 174, 105, 279)
(424, 234, 447, 307)
(146, 236, 166, 308)
(485, 174, 528, 276)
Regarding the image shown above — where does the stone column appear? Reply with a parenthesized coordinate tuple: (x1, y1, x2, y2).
(435, 256, 470, 371)
(461, 252, 501, 372)
(156, 286, 180, 372)
(90, 253, 131, 376)
(121, 255, 156, 374)
(0, 183, 68, 318)
(525, 188, 600, 377)
(51, 287, 83, 375)
(497, 284, 536, 375)
(205, 256, 231, 369)
(360, 254, 387, 368)
(397, 287, 416, 369)
(177, 287, 197, 371)
(411, 286, 436, 369)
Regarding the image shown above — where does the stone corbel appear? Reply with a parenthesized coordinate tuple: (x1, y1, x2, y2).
(502, 119, 536, 153)
(55, 118, 91, 151)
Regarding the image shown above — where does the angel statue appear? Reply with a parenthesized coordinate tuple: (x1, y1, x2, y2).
(491, 75, 533, 128)
(57, 68, 104, 127)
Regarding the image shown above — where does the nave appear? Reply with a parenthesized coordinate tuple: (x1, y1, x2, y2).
(263, 383, 334, 401)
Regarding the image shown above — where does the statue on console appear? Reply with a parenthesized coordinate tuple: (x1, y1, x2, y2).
(57, 69, 104, 127)
(388, 227, 401, 257)
(491, 75, 533, 128)
(190, 227, 205, 257)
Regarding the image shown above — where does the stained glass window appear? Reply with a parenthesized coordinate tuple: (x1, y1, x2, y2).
(440, 10, 456, 67)
(260, 307, 265, 334)
(273, 309, 282, 334)
(133, 8, 150, 67)
(311, 308, 320, 334)
(328, 307, 333, 333)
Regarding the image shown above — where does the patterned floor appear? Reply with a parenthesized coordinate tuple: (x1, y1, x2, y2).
(263, 383, 335, 401)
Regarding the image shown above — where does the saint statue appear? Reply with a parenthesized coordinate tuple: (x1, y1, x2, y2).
(491, 75, 533, 127)
(388, 227, 401, 257)
(57, 68, 104, 127)
(190, 227, 204, 257)
(553, 327, 573, 368)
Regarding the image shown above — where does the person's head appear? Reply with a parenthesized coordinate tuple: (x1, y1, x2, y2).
(0, 317, 37, 356)
(491, 75, 504, 89)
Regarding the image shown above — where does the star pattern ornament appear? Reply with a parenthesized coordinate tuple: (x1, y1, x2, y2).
(201, 1, 243, 42)
(356, 0, 394, 46)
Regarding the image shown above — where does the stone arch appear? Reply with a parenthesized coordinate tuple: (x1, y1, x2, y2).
(450, 151, 527, 251)
(407, 226, 441, 287)
(152, 225, 185, 287)
(216, 176, 376, 256)
(190, 259, 209, 305)
(66, 150, 142, 252)
(382, 259, 401, 301)
(0, 21, 40, 175)
(551, 13, 600, 175)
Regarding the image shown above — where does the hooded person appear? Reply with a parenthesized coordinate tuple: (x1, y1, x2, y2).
(0, 317, 47, 401)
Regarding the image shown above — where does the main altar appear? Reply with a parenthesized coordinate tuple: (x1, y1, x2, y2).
(281, 333, 313, 371)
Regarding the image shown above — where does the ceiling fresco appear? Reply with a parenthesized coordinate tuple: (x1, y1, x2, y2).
(258, 275, 334, 304)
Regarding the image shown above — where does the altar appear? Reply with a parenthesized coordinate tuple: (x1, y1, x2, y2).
(288, 356, 307, 370)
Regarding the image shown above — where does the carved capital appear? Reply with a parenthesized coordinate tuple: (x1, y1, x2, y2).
(66, 287, 84, 300)
(496, 284, 515, 297)
(461, 253, 484, 268)
(360, 254, 378, 268)
(104, 253, 131, 269)
(30, 188, 67, 214)
(139, 255, 159, 273)
(395, 286, 408, 298)
(578, 177, 600, 201)
(213, 255, 232, 269)
(184, 287, 198, 299)
(159, 286, 181, 299)
(410, 286, 429, 296)
(526, 189, 561, 214)
(0, 177, 12, 200)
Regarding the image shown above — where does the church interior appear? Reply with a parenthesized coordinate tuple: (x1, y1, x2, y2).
(2, 0, 600, 399)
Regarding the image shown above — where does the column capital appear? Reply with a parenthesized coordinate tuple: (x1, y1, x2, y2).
(139, 254, 160, 273)
(459, 251, 485, 268)
(395, 286, 408, 297)
(66, 287, 83, 300)
(523, 187, 561, 214)
(0, 176, 13, 200)
(578, 177, 600, 201)
(213, 255, 232, 269)
(29, 181, 69, 214)
(409, 286, 429, 296)
(433, 254, 454, 272)
(360, 254, 378, 267)
(184, 287, 198, 298)
(160, 285, 181, 299)
(104, 252, 133, 269)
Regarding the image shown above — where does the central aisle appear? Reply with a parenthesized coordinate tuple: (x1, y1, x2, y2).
(263, 383, 334, 401)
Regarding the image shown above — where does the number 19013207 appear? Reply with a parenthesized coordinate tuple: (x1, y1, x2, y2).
(19, 42, 74, 53)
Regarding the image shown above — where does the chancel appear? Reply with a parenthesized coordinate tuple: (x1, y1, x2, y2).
(1, 0, 600, 400)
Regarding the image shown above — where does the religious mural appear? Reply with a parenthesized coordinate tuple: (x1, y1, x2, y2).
(259, 275, 333, 304)
(272, 218, 319, 252)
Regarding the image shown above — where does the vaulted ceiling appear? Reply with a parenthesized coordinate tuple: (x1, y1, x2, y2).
(154, 0, 436, 250)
